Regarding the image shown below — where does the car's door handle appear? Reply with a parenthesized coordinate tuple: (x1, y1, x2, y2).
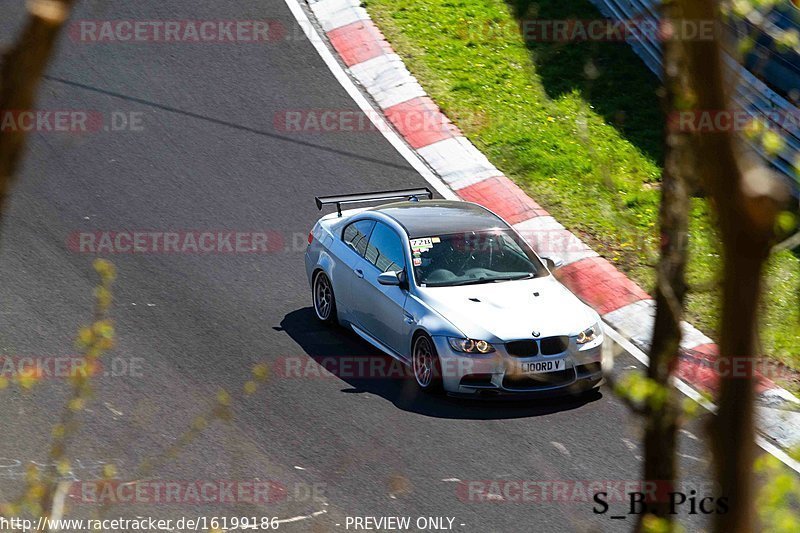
(404, 312, 415, 323)
(354, 269, 364, 279)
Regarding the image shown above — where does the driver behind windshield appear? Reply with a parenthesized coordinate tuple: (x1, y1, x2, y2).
(412, 231, 546, 287)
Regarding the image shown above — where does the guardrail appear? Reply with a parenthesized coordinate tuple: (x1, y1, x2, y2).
(587, 0, 799, 198)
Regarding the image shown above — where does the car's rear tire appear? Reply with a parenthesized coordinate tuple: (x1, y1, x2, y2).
(312, 271, 337, 324)
(412, 333, 443, 393)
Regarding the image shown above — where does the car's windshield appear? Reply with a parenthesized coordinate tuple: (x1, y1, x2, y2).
(410, 230, 548, 287)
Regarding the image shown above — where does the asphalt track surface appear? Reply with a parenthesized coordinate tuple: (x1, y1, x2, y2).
(0, 1, 723, 531)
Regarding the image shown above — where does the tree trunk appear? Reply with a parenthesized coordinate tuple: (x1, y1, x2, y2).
(0, 0, 76, 223)
(674, 2, 785, 532)
(637, 3, 693, 527)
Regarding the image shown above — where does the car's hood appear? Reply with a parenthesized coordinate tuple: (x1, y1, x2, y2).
(417, 276, 598, 342)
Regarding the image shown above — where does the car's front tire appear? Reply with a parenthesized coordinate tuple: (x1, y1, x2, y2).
(412, 333, 443, 393)
(312, 271, 337, 324)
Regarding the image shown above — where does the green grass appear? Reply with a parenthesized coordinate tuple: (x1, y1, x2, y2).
(364, 0, 800, 373)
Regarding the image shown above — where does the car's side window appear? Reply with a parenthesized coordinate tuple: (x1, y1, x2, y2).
(365, 222, 406, 273)
(342, 220, 375, 257)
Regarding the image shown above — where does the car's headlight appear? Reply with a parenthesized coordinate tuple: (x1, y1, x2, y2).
(576, 325, 599, 345)
(448, 338, 496, 354)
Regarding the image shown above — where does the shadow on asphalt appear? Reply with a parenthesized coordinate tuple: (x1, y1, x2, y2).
(277, 308, 601, 420)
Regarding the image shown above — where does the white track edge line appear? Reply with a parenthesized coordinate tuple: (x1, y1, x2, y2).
(283, 0, 457, 201)
(288, 0, 800, 476)
(276, 509, 327, 524)
(604, 323, 800, 475)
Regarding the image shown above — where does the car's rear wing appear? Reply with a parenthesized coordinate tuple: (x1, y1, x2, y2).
(315, 187, 433, 217)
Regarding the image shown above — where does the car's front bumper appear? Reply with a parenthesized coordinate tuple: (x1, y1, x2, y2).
(431, 334, 603, 398)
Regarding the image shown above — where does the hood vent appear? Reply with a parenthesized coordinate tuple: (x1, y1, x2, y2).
(468, 297, 481, 302)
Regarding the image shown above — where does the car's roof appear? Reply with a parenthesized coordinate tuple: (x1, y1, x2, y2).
(367, 200, 507, 238)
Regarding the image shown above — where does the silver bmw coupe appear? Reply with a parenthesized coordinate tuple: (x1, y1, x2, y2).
(305, 188, 603, 397)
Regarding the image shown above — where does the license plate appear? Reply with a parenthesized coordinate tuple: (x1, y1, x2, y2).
(520, 359, 564, 374)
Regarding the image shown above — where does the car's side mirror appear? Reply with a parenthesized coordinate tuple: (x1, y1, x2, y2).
(378, 271, 402, 286)
(398, 269, 409, 291)
(542, 256, 564, 271)
(378, 270, 410, 290)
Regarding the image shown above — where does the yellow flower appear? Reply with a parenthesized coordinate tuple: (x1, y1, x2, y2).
(103, 464, 117, 479)
(77, 326, 94, 347)
(216, 389, 231, 406)
(95, 286, 113, 309)
(252, 363, 270, 382)
(69, 398, 85, 411)
(762, 130, 784, 156)
(93, 259, 117, 281)
(57, 459, 71, 476)
(192, 417, 208, 431)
